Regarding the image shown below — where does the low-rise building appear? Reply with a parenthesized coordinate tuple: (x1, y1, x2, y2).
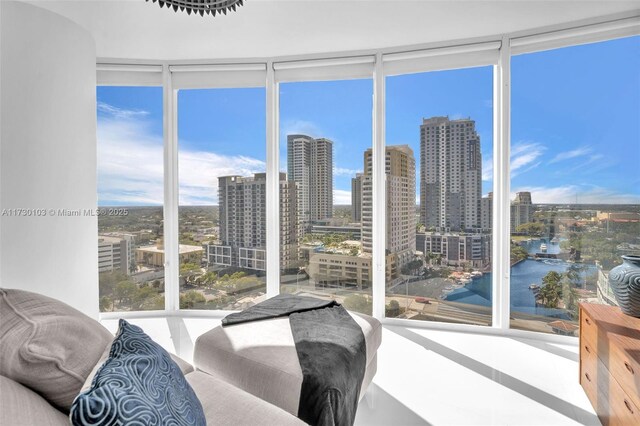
(417, 232, 491, 268)
(136, 239, 204, 268)
(98, 234, 135, 275)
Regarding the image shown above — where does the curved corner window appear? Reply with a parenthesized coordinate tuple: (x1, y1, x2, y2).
(510, 35, 640, 335)
(97, 86, 165, 312)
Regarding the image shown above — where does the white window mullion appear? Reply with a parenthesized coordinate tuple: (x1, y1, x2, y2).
(372, 53, 386, 320)
(266, 61, 280, 298)
(163, 64, 180, 312)
(492, 37, 511, 329)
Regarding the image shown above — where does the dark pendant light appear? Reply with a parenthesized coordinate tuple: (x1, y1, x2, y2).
(147, 0, 245, 17)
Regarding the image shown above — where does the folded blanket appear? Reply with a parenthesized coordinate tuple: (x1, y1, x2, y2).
(222, 294, 366, 426)
(222, 293, 338, 326)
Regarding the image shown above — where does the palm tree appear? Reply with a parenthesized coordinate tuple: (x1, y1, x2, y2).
(539, 271, 562, 308)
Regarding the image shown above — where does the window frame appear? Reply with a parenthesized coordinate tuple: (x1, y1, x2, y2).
(96, 14, 640, 344)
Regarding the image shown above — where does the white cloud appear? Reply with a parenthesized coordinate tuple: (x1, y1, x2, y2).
(280, 120, 324, 141)
(511, 185, 640, 204)
(334, 189, 352, 205)
(483, 141, 546, 181)
(97, 102, 149, 120)
(568, 154, 610, 173)
(334, 167, 362, 177)
(482, 158, 493, 181)
(97, 115, 265, 206)
(179, 152, 265, 205)
(549, 146, 592, 164)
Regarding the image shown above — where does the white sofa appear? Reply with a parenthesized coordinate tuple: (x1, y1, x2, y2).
(0, 289, 305, 426)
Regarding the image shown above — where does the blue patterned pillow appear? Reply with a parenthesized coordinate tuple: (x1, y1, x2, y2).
(70, 319, 206, 426)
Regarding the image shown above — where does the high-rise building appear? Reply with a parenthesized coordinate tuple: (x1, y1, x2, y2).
(481, 191, 493, 230)
(362, 145, 416, 279)
(287, 135, 333, 230)
(212, 172, 298, 271)
(511, 191, 534, 232)
(420, 116, 482, 232)
(351, 173, 363, 222)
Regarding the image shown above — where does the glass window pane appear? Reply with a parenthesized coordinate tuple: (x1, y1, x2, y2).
(279, 79, 374, 315)
(97, 86, 165, 312)
(385, 66, 494, 325)
(177, 87, 266, 310)
(510, 36, 640, 335)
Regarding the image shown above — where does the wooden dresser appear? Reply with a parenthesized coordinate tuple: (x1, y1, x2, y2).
(579, 303, 640, 425)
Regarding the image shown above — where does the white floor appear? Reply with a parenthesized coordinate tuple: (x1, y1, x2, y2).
(101, 318, 600, 426)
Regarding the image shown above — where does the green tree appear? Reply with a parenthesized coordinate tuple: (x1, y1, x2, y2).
(132, 286, 159, 310)
(129, 259, 137, 274)
(385, 300, 400, 317)
(180, 291, 206, 309)
(342, 294, 372, 315)
(516, 222, 546, 236)
(99, 296, 113, 312)
(538, 271, 563, 308)
(115, 280, 137, 308)
(510, 242, 529, 264)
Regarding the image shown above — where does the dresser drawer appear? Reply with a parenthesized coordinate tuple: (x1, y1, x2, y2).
(580, 347, 599, 409)
(606, 369, 640, 426)
(582, 355, 640, 426)
(581, 308, 597, 348)
(608, 337, 640, 410)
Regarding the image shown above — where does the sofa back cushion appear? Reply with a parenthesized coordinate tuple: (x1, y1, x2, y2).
(0, 288, 113, 412)
(0, 375, 70, 426)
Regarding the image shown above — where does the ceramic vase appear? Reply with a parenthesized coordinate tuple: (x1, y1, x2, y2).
(608, 255, 640, 318)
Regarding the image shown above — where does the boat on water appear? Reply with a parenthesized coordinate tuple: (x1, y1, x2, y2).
(540, 243, 548, 253)
(550, 237, 560, 244)
(529, 283, 540, 290)
(470, 271, 483, 278)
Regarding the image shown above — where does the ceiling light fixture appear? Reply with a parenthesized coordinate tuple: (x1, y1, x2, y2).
(146, 0, 245, 17)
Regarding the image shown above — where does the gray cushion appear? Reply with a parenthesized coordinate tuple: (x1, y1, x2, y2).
(0, 375, 69, 426)
(193, 311, 382, 415)
(186, 371, 306, 426)
(0, 288, 113, 412)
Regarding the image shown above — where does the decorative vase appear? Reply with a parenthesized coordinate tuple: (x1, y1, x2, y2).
(608, 255, 640, 318)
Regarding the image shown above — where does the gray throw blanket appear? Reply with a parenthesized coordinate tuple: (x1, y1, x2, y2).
(222, 294, 366, 426)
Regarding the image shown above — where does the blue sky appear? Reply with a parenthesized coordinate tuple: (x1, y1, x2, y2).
(97, 36, 639, 206)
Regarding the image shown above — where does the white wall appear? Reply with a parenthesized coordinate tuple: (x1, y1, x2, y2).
(1, 1, 99, 318)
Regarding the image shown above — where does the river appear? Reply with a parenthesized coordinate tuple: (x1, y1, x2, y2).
(442, 237, 595, 319)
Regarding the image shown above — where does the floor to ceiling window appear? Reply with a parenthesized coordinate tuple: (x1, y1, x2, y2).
(95, 27, 639, 334)
(510, 35, 640, 335)
(96, 86, 165, 312)
(278, 78, 374, 315)
(177, 87, 266, 310)
(385, 66, 495, 325)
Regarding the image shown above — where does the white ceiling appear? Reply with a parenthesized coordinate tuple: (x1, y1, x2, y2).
(26, 0, 640, 61)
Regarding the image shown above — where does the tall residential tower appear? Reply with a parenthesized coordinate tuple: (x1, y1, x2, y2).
(362, 145, 416, 277)
(420, 116, 482, 231)
(212, 173, 298, 271)
(287, 135, 333, 231)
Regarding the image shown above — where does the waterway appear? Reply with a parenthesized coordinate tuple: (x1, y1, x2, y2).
(441, 237, 595, 319)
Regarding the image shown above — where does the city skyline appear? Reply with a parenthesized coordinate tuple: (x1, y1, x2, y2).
(97, 36, 639, 207)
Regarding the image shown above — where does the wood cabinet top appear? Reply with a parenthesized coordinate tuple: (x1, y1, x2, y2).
(580, 302, 640, 360)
